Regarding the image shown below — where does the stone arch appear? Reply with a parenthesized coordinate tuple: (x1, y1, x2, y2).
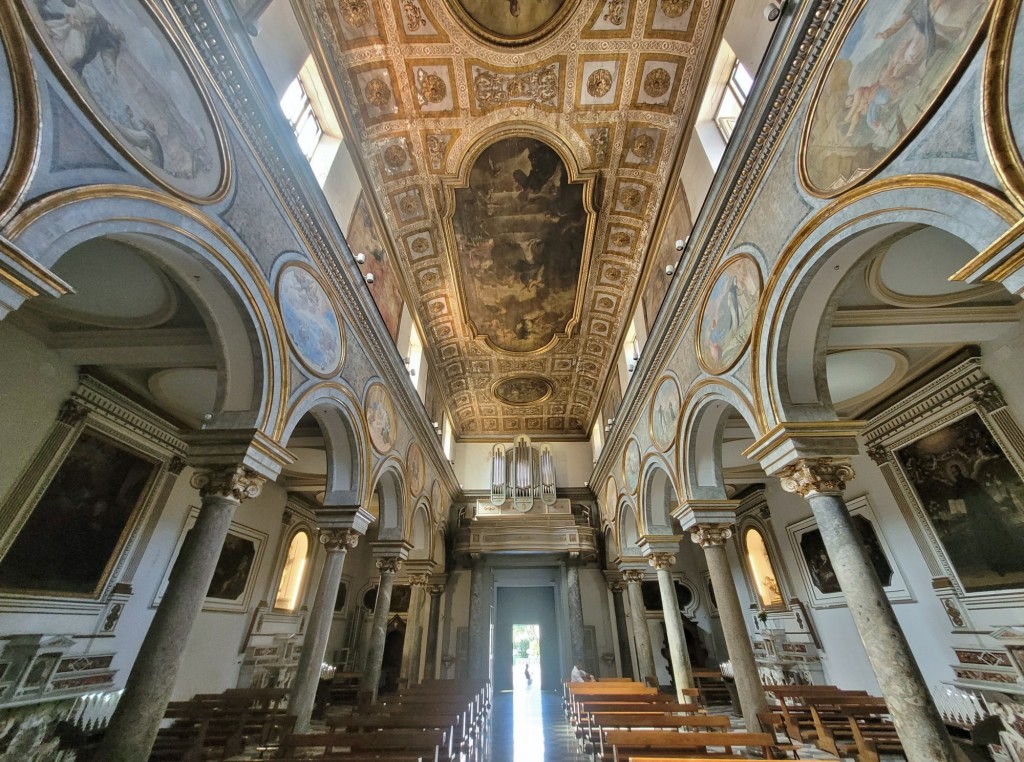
(6, 187, 287, 433)
(281, 382, 366, 497)
(368, 458, 407, 541)
(639, 456, 679, 534)
(678, 379, 760, 501)
(616, 497, 643, 557)
(408, 500, 433, 560)
(752, 177, 1015, 430)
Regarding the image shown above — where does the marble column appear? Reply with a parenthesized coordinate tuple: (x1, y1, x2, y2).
(98, 466, 264, 762)
(401, 573, 430, 685)
(423, 583, 445, 680)
(468, 556, 490, 681)
(289, 529, 360, 731)
(362, 557, 402, 702)
(606, 579, 634, 679)
(566, 564, 586, 666)
(622, 569, 657, 687)
(648, 553, 694, 701)
(692, 526, 768, 731)
(779, 458, 965, 762)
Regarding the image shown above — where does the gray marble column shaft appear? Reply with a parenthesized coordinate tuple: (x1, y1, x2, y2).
(423, 585, 444, 680)
(807, 491, 963, 761)
(98, 466, 262, 762)
(289, 530, 357, 731)
(468, 559, 490, 681)
(623, 572, 657, 686)
(651, 558, 695, 701)
(566, 565, 586, 666)
(363, 559, 400, 702)
(401, 577, 428, 685)
(608, 584, 634, 679)
(697, 531, 768, 731)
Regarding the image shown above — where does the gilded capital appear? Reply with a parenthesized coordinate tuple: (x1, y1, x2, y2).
(376, 557, 403, 575)
(622, 569, 645, 584)
(778, 458, 855, 498)
(190, 465, 265, 502)
(647, 553, 676, 570)
(690, 526, 732, 548)
(320, 528, 360, 551)
(409, 573, 431, 587)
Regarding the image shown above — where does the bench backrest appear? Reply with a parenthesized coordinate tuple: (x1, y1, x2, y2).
(592, 713, 730, 730)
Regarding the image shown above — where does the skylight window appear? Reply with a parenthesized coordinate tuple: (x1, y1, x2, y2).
(714, 60, 754, 142)
(280, 77, 324, 161)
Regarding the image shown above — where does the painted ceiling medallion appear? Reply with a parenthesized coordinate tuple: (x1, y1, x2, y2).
(587, 69, 613, 98)
(277, 262, 345, 378)
(447, 0, 577, 44)
(448, 136, 590, 353)
(660, 0, 692, 18)
(364, 78, 392, 108)
(384, 144, 409, 168)
(643, 68, 671, 98)
(339, 0, 371, 26)
(493, 376, 554, 406)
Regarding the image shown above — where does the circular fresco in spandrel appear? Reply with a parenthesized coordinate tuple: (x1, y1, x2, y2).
(697, 255, 761, 375)
(365, 382, 396, 454)
(277, 263, 344, 378)
(407, 441, 425, 495)
(493, 375, 553, 406)
(650, 376, 680, 451)
(623, 438, 641, 494)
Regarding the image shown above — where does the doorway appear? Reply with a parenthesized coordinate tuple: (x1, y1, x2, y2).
(493, 585, 560, 691)
(512, 624, 540, 691)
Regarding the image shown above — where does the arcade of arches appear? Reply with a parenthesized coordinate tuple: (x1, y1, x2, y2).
(3, 0, 1024, 759)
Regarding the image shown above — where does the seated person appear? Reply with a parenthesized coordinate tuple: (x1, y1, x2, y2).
(570, 660, 596, 682)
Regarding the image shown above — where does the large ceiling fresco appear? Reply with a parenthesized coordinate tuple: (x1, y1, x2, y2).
(301, 0, 725, 439)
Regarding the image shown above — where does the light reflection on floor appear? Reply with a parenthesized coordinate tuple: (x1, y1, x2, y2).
(511, 682, 544, 762)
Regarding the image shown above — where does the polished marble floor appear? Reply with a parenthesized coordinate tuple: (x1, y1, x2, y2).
(485, 689, 577, 762)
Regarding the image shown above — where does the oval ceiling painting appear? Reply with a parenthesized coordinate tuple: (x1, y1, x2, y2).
(22, 0, 226, 200)
(449, 0, 573, 42)
(697, 254, 761, 375)
(493, 375, 553, 406)
(451, 136, 589, 353)
(801, 0, 991, 196)
(277, 263, 344, 378)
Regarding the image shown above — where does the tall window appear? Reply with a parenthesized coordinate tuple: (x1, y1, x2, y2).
(280, 77, 323, 161)
(714, 60, 753, 141)
(744, 527, 783, 608)
(273, 531, 310, 611)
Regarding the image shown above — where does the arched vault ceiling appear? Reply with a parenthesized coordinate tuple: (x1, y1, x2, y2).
(299, 0, 726, 440)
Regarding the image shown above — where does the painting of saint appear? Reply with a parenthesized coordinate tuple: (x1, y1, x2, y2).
(347, 195, 404, 342)
(802, 0, 990, 195)
(451, 137, 588, 353)
(650, 377, 680, 451)
(277, 264, 344, 378)
(453, 0, 568, 39)
(0, 430, 156, 596)
(407, 442, 425, 495)
(623, 439, 641, 493)
(366, 382, 396, 453)
(493, 375, 553, 405)
(24, 0, 223, 198)
(798, 516, 893, 595)
(697, 255, 761, 375)
(206, 533, 256, 601)
(895, 413, 1024, 592)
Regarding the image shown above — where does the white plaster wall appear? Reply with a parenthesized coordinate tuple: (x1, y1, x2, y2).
(251, 0, 309, 99)
(579, 568, 615, 676)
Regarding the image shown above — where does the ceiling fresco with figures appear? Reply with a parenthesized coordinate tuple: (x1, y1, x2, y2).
(299, 0, 725, 440)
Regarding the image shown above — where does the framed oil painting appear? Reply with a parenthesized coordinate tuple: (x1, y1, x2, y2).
(365, 381, 397, 453)
(801, 0, 992, 196)
(277, 262, 345, 379)
(20, 0, 226, 200)
(0, 427, 159, 598)
(154, 506, 267, 612)
(348, 194, 404, 342)
(787, 495, 912, 608)
(894, 412, 1024, 593)
(696, 254, 761, 375)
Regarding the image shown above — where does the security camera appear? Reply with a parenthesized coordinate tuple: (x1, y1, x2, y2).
(764, 1, 782, 21)
(355, 252, 366, 265)
(665, 265, 675, 276)
(364, 273, 375, 284)
(675, 239, 685, 251)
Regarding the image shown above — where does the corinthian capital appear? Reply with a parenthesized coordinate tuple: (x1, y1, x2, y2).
(647, 553, 676, 570)
(690, 526, 732, 548)
(621, 569, 645, 584)
(607, 580, 625, 594)
(190, 465, 265, 501)
(409, 573, 431, 587)
(376, 557, 403, 575)
(320, 528, 360, 551)
(778, 458, 855, 497)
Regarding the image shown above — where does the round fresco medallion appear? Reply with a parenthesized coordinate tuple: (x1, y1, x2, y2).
(383, 143, 408, 169)
(660, 0, 692, 18)
(411, 237, 430, 254)
(431, 480, 444, 520)
(620, 187, 642, 209)
(801, 0, 991, 196)
(650, 376, 681, 451)
(697, 254, 761, 375)
(364, 78, 392, 109)
(611, 230, 632, 247)
(365, 381, 396, 453)
(418, 72, 447, 104)
(448, 0, 578, 43)
(493, 375, 553, 406)
(623, 439, 641, 494)
(631, 134, 655, 162)
(406, 441, 425, 495)
(604, 476, 618, 525)
(587, 68, 613, 98)
(20, 0, 226, 201)
(277, 263, 344, 378)
(643, 68, 671, 98)
(339, 0, 371, 26)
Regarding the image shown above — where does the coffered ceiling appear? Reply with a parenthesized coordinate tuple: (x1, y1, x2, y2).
(296, 0, 727, 440)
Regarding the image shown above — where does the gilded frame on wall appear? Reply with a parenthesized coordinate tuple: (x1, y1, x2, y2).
(276, 261, 345, 380)
(695, 253, 761, 375)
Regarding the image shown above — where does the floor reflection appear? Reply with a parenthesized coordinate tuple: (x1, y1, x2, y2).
(488, 688, 575, 762)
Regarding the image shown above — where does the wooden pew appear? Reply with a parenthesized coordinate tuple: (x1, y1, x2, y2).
(805, 698, 901, 760)
(603, 729, 778, 762)
(275, 728, 448, 761)
(586, 715, 730, 759)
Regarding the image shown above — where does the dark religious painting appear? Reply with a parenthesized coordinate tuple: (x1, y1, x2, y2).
(640, 580, 693, 611)
(644, 186, 690, 324)
(895, 413, 1024, 592)
(452, 137, 587, 352)
(799, 515, 893, 595)
(493, 375, 553, 405)
(334, 582, 348, 612)
(206, 533, 257, 601)
(23, 0, 224, 199)
(362, 584, 412, 613)
(348, 194, 404, 342)
(453, 0, 568, 39)
(0, 430, 156, 596)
